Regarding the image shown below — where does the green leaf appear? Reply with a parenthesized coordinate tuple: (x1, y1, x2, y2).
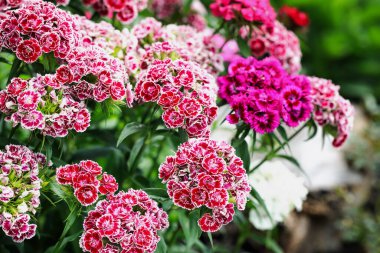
(143, 188, 169, 199)
(179, 209, 201, 248)
(117, 122, 146, 147)
(306, 120, 318, 141)
(207, 232, 214, 248)
(127, 137, 145, 170)
(232, 139, 250, 171)
(51, 206, 79, 253)
(183, 0, 192, 14)
(275, 154, 301, 169)
(250, 187, 273, 224)
(155, 236, 167, 253)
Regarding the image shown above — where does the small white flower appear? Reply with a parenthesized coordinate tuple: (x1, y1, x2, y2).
(249, 160, 308, 230)
(17, 202, 28, 213)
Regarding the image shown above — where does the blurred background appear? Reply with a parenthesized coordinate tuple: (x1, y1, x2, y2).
(267, 0, 380, 252)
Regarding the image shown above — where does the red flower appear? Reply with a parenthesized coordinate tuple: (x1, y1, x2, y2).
(197, 173, 222, 191)
(81, 229, 103, 252)
(202, 153, 226, 174)
(198, 213, 221, 232)
(74, 109, 91, 132)
(185, 114, 208, 137)
(157, 89, 182, 108)
(174, 70, 195, 88)
(178, 97, 202, 118)
(19, 13, 43, 33)
(207, 188, 228, 208)
(56, 164, 80, 185)
(72, 172, 99, 189)
(191, 187, 209, 207)
(138, 81, 161, 102)
(133, 227, 153, 249)
(104, 0, 127, 11)
(39, 32, 60, 53)
(117, 4, 137, 24)
(7, 78, 27, 96)
(162, 108, 184, 128)
(110, 81, 126, 101)
(21, 110, 44, 130)
(250, 38, 266, 57)
(16, 39, 42, 63)
(99, 173, 118, 195)
(75, 185, 98, 206)
(279, 5, 310, 27)
(96, 214, 120, 237)
(80, 160, 102, 175)
(56, 65, 73, 84)
(17, 90, 40, 111)
(173, 188, 195, 210)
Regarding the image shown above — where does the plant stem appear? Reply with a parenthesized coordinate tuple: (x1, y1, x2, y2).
(249, 123, 308, 173)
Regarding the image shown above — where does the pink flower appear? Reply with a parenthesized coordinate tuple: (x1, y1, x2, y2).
(75, 185, 99, 206)
(17, 90, 40, 111)
(159, 139, 251, 232)
(16, 39, 42, 63)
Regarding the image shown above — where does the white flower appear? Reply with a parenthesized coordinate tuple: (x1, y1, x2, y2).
(17, 202, 28, 213)
(249, 160, 308, 230)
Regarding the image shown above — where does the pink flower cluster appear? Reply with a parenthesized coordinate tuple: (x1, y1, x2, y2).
(210, 0, 276, 28)
(56, 160, 118, 206)
(0, 0, 80, 63)
(247, 21, 302, 74)
(130, 18, 224, 76)
(83, 0, 147, 24)
(0, 0, 23, 10)
(0, 75, 91, 137)
(218, 56, 312, 134)
(309, 77, 354, 147)
(159, 139, 251, 232)
(135, 42, 218, 138)
(80, 189, 169, 253)
(0, 145, 50, 242)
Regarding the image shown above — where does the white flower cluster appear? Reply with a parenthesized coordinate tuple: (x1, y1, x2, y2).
(249, 160, 308, 230)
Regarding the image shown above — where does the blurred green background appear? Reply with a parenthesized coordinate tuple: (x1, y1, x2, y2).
(272, 0, 380, 100)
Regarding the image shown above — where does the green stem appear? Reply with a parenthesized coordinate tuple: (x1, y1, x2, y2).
(249, 123, 308, 173)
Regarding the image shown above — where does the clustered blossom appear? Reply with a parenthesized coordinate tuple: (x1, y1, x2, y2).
(218, 56, 312, 134)
(210, 0, 276, 28)
(0, 145, 50, 242)
(159, 139, 251, 232)
(56, 160, 118, 206)
(309, 77, 354, 147)
(0, 0, 80, 63)
(80, 189, 169, 253)
(130, 18, 224, 76)
(0, 75, 91, 137)
(82, 0, 147, 24)
(135, 42, 218, 138)
(248, 161, 308, 230)
(246, 21, 302, 74)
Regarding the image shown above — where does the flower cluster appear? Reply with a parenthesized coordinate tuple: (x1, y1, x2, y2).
(309, 77, 354, 147)
(0, 76, 91, 137)
(248, 160, 308, 230)
(159, 138, 251, 232)
(218, 56, 312, 134)
(83, 0, 147, 24)
(56, 160, 118, 206)
(80, 189, 169, 252)
(210, 0, 276, 28)
(0, 0, 80, 63)
(135, 43, 218, 138)
(247, 21, 302, 74)
(0, 145, 49, 242)
(279, 5, 310, 28)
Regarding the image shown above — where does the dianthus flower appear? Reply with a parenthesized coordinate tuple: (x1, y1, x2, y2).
(159, 138, 251, 232)
(0, 0, 81, 63)
(150, 0, 182, 19)
(0, 145, 50, 242)
(246, 21, 302, 74)
(131, 18, 224, 76)
(309, 77, 354, 147)
(279, 5, 310, 28)
(218, 56, 312, 134)
(82, 0, 147, 24)
(248, 160, 308, 230)
(56, 160, 118, 206)
(210, 0, 276, 28)
(134, 42, 218, 138)
(80, 189, 169, 252)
